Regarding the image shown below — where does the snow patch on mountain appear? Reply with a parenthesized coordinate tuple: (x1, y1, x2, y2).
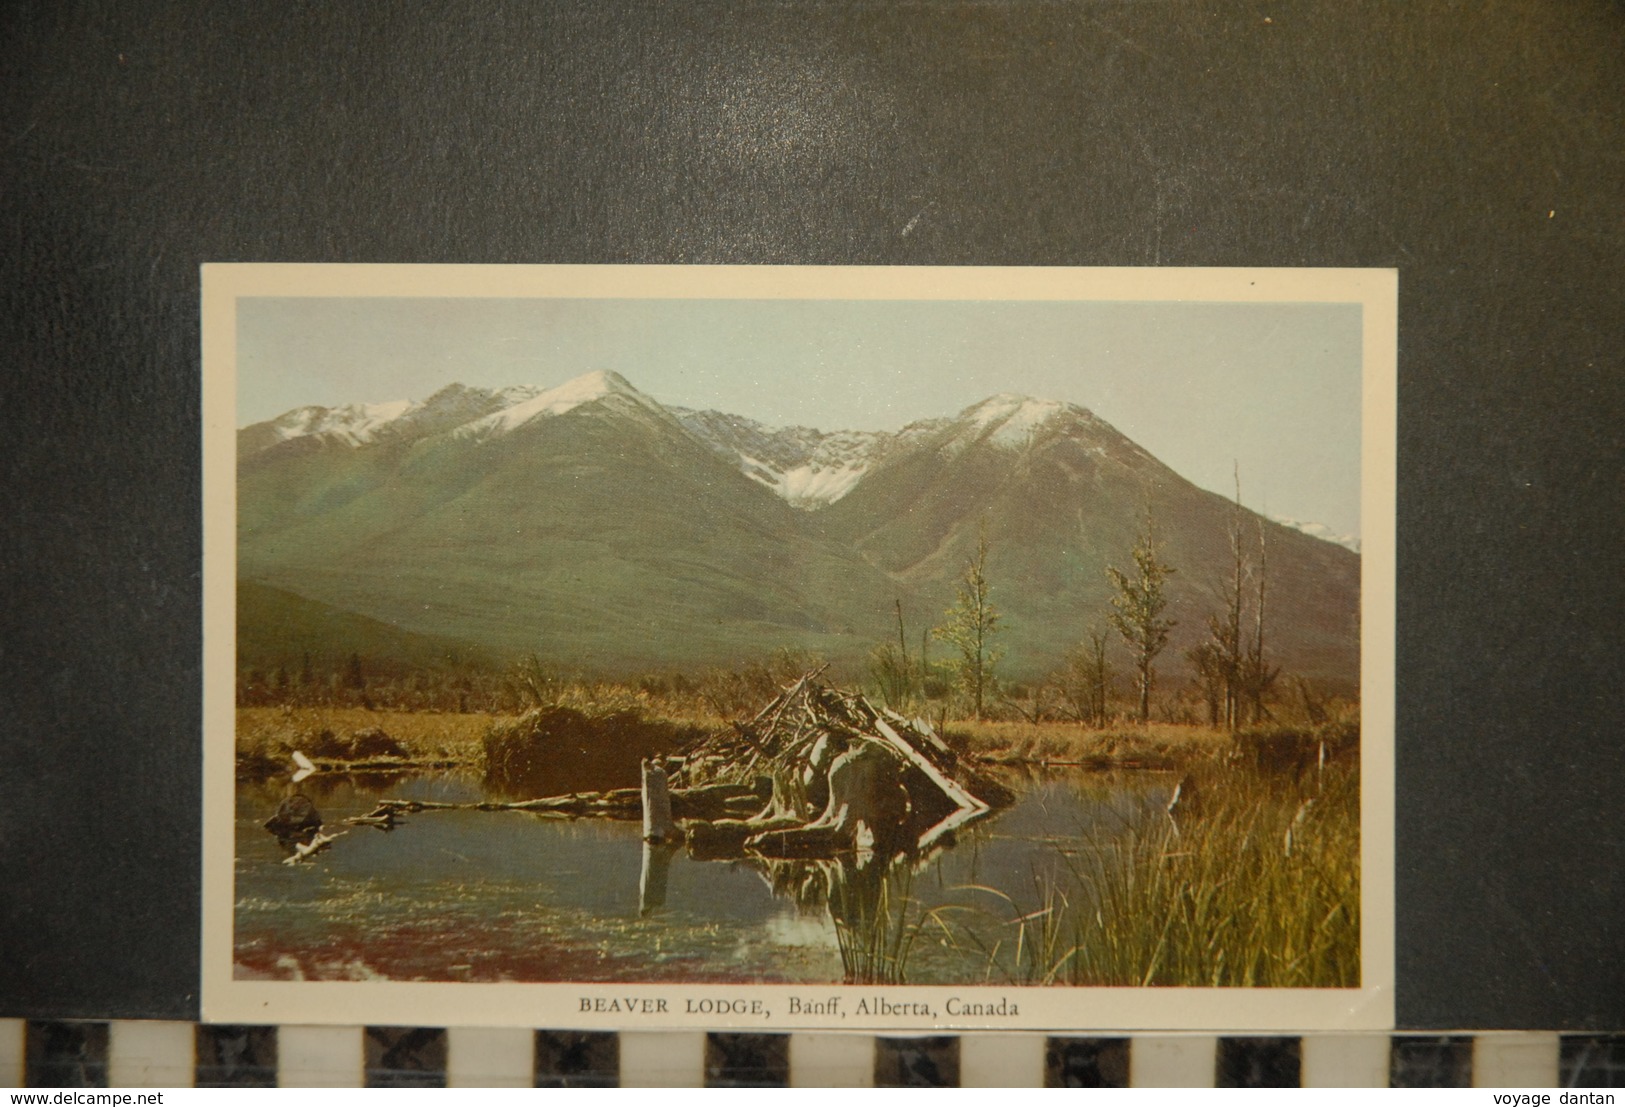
(963, 393, 1072, 447)
(268, 400, 414, 446)
(455, 370, 666, 439)
(248, 384, 536, 453)
(382, 383, 539, 441)
(679, 393, 1115, 507)
(673, 407, 937, 509)
(739, 454, 871, 507)
(245, 373, 670, 453)
(1271, 515, 1361, 553)
(493, 384, 543, 407)
(252, 377, 1342, 538)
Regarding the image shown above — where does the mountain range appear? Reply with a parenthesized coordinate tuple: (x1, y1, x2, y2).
(237, 371, 1361, 688)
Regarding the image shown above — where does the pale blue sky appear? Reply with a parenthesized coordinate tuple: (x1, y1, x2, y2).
(238, 297, 1363, 538)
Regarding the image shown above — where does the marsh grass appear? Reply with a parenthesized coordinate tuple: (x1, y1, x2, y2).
(1068, 763, 1359, 987)
(912, 755, 1360, 989)
(236, 699, 725, 780)
(958, 719, 1232, 768)
(832, 862, 916, 985)
(1041, 760, 1360, 988)
(949, 876, 1080, 986)
(236, 706, 493, 774)
(823, 859, 975, 985)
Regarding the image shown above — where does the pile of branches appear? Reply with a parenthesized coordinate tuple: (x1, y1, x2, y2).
(670, 669, 1011, 855)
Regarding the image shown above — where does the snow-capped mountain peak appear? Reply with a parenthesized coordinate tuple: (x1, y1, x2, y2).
(671, 394, 973, 508)
(456, 370, 666, 439)
(249, 377, 1316, 531)
(266, 399, 414, 446)
(674, 393, 1091, 507)
(958, 393, 1075, 448)
(241, 373, 666, 456)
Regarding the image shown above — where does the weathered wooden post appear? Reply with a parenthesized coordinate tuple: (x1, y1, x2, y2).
(638, 841, 675, 916)
(641, 757, 677, 843)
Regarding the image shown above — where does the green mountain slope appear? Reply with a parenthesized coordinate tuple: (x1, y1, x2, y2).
(236, 377, 1360, 688)
(237, 580, 489, 670)
(816, 398, 1360, 685)
(239, 384, 906, 672)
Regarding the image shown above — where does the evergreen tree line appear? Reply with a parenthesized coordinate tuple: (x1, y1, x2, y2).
(236, 645, 831, 720)
(236, 651, 515, 714)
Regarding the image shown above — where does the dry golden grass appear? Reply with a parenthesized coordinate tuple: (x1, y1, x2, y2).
(237, 705, 495, 767)
(953, 719, 1234, 767)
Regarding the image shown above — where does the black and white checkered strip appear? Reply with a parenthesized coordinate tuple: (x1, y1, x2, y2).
(4, 1020, 1621, 1087)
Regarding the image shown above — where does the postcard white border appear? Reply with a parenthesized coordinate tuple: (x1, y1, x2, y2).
(202, 264, 1396, 1031)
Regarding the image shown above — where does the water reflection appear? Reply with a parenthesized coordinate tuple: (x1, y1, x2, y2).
(235, 767, 1173, 984)
(763, 853, 922, 985)
(638, 841, 676, 916)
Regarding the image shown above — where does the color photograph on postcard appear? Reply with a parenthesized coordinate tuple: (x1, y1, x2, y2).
(203, 266, 1395, 1030)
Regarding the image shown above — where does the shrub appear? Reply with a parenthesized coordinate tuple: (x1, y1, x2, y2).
(483, 705, 714, 796)
(348, 726, 407, 759)
(1233, 719, 1361, 779)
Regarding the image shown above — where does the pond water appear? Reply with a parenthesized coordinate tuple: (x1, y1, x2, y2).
(234, 768, 1175, 985)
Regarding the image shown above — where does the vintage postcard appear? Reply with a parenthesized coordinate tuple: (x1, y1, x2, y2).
(201, 265, 1395, 1031)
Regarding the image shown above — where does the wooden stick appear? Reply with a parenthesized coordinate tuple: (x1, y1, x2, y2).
(283, 830, 344, 864)
(869, 716, 992, 852)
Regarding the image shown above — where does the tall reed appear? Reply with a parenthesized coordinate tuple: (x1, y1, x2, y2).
(828, 858, 960, 985)
(1062, 762, 1361, 987)
(937, 759, 1361, 988)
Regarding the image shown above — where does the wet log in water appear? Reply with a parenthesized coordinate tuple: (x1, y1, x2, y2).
(684, 816, 801, 859)
(371, 792, 640, 817)
(283, 829, 343, 864)
(868, 715, 990, 853)
(357, 780, 767, 825)
(343, 811, 397, 829)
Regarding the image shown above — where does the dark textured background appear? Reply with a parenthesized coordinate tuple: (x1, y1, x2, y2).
(1, 0, 1619, 1029)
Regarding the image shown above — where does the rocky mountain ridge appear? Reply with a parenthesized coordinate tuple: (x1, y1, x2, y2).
(237, 371, 1361, 684)
(244, 372, 1355, 544)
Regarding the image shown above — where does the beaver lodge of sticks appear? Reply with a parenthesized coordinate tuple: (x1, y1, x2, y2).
(309, 671, 1013, 863)
(668, 670, 1013, 858)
